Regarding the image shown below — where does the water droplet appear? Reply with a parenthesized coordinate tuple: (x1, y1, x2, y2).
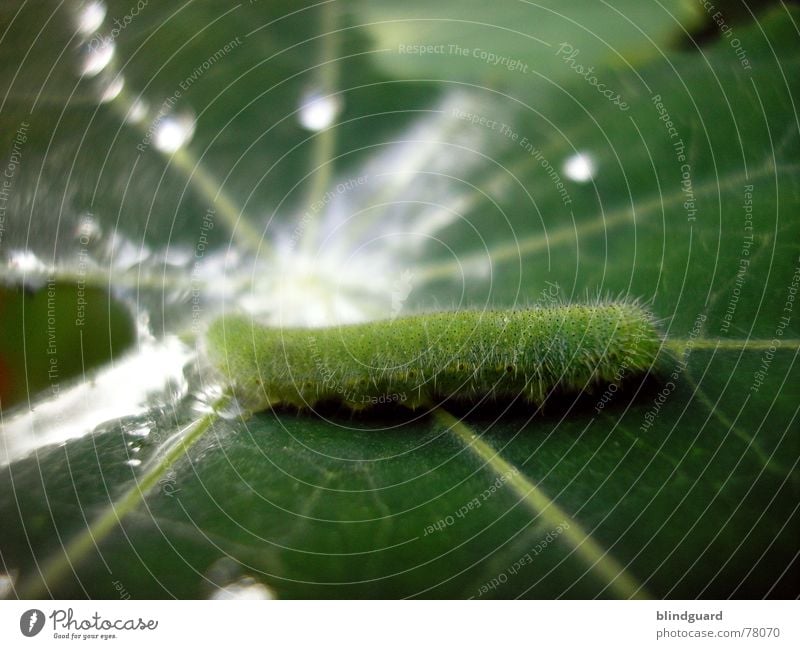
(125, 458, 142, 467)
(563, 152, 595, 183)
(81, 39, 114, 77)
(7, 249, 47, 274)
(153, 112, 196, 153)
(76, 1, 106, 36)
(98, 74, 124, 103)
(125, 424, 151, 438)
(209, 577, 276, 600)
(297, 90, 342, 131)
(126, 98, 149, 124)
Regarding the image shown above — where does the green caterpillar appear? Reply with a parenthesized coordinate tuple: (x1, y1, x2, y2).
(205, 302, 662, 411)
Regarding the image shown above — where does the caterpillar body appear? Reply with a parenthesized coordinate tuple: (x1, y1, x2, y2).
(206, 302, 661, 412)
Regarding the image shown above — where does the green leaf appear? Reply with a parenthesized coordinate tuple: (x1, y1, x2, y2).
(1, 2, 798, 599)
(360, 0, 703, 84)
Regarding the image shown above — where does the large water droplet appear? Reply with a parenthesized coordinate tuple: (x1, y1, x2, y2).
(298, 90, 342, 131)
(0, 337, 192, 466)
(563, 152, 595, 183)
(153, 112, 196, 153)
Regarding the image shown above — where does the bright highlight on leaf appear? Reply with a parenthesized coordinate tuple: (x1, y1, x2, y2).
(206, 301, 662, 411)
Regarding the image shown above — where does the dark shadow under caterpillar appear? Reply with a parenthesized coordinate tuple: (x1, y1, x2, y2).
(205, 302, 662, 412)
